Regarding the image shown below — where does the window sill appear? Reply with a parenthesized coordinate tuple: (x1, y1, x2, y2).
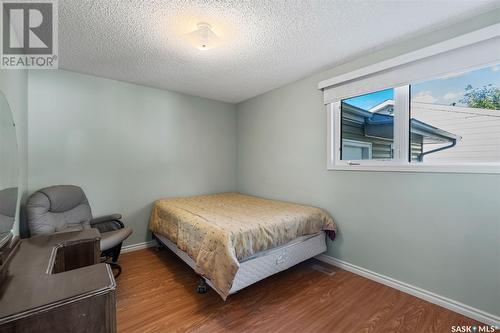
(327, 163, 500, 174)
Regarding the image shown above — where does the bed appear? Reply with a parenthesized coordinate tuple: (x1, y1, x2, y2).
(149, 192, 336, 299)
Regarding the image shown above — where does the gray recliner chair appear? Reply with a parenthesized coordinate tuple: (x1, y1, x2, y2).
(26, 185, 133, 277)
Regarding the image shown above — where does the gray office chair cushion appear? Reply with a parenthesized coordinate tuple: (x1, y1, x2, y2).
(27, 185, 92, 235)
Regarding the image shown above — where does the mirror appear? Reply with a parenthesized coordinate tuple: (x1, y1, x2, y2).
(0, 91, 18, 248)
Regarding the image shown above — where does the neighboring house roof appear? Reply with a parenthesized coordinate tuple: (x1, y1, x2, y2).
(410, 118, 461, 143)
(344, 99, 500, 162)
(342, 101, 460, 145)
(368, 99, 394, 114)
(410, 102, 500, 162)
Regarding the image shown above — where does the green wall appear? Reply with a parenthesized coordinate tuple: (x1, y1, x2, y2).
(28, 70, 237, 245)
(236, 11, 500, 318)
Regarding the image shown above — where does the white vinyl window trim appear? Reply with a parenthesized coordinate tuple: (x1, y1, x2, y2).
(328, 87, 412, 170)
(331, 86, 408, 167)
(322, 25, 500, 174)
(327, 95, 500, 174)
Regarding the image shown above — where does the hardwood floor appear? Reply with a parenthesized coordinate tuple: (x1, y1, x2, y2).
(117, 248, 482, 333)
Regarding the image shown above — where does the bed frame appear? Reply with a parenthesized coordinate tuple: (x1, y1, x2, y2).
(153, 231, 327, 298)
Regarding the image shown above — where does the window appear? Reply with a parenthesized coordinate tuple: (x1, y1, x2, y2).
(342, 139, 372, 160)
(410, 66, 500, 164)
(341, 89, 394, 161)
(327, 64, 500, 173)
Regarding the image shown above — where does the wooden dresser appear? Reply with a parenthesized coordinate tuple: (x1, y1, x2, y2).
(0, 229, 116, 333)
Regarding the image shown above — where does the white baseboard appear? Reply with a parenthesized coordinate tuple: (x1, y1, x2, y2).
(121, 240, 157, 253)
(315, 254, 500, 327)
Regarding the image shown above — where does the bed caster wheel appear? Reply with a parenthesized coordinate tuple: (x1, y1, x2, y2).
(197, 278, 208, 294)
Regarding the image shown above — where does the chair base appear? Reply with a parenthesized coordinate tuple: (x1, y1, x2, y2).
(101, 242, 123, 278)
(107, 262, 122, 278)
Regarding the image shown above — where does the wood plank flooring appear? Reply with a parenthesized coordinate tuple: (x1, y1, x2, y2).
(116, 248, 483, 333)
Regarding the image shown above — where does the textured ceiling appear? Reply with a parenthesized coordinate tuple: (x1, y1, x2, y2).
(59, 0, 498, 103)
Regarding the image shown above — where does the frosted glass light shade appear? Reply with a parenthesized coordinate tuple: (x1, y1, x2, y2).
(185, 23, 221, 51)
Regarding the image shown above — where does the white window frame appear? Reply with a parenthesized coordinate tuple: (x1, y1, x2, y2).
(327, 86, 412, 169)
(327, 86, 500, 174)
(330, 86, 410, 168)
(323, 24, 500, 174)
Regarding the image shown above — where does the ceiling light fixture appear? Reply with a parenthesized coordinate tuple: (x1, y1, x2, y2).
(186, 22, 221, 51)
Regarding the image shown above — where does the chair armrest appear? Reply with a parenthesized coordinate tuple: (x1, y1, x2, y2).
(91, 214, 124, 232)
(91, 214, 122, 225)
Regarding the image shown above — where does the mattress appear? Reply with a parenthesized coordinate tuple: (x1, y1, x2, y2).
(149, 192, 336, 299)
(154, 231, 327, 296)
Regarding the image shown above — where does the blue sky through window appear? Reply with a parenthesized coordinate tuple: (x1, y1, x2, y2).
(411, 64, 499, 107)
(342, 64, 499, 110)
(343, 88, 393, 110)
